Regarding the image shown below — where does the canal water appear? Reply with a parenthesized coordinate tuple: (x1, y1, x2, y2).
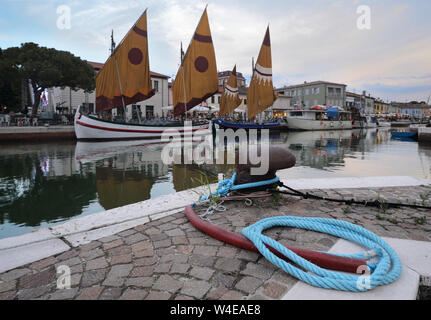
(1, 128, 430, 239)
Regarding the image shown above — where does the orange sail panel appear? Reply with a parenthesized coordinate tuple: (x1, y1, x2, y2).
(172, 9, 218, 116)
(247, 27, 277, 119)
(96, 11, 154, 113)
(219, 66, 242, 116)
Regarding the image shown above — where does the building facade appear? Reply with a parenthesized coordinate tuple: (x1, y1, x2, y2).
(49, 61, 170, 119)
(275, 81, 347, 109)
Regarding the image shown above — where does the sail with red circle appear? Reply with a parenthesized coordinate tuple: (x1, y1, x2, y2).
(172, 8, 218, 116)
(95, 10, 154, 113)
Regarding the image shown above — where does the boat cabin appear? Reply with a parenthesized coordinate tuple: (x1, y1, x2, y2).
(287, 109, 351, 122)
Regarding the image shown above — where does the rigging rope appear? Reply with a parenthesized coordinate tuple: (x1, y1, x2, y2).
(195, 174, 431, 291)
(242, 216, 402, 292)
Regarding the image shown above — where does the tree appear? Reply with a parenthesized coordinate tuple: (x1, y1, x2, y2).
(2, 43, 95, 116)
(0, 48, 22, 112)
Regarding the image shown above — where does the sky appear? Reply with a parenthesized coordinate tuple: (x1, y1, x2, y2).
(1, 0, 430, 103)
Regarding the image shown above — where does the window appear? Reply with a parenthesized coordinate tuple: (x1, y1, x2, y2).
(305, 89, 309, 95)
(154, 81, 159, 93)
(218, 96, 221, 103)
(211, 96, 215, 104)
(244, 99, 247, 105)
(146, 106, 154, 118)
(132, 105, 141, 119)
(316, 88, 320, 94)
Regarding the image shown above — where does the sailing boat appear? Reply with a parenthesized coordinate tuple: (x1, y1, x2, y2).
(172, 8, 219, 117)
(74, 10, 210, 141)
(215, 27, 281, 131)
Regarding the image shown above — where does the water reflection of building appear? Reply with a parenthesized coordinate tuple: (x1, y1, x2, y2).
(0, 142, 97, 228)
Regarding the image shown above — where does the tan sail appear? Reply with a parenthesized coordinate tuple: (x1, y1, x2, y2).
(219, 65, 242, 116)
(247, 27, 277, 119)
(172, 8, 218, 116)
(96, 10, 154, 113)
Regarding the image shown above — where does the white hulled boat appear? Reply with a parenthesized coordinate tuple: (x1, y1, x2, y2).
(74, 9, 216, 141)
(285, 108, 352, 131)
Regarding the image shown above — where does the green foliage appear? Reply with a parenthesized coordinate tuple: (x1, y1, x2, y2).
(342, 207, 351, 214)
(414, 216, 427, 225)
(0, 48, 22, 112)
(0, 43, 96, 115)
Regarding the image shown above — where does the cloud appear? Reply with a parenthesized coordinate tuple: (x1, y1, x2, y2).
(2, 0, 430, 102)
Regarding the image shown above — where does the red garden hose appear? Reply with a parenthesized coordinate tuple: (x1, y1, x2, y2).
(185, 205, 367, 274)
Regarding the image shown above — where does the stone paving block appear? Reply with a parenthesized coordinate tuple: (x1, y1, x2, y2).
(103, 239, 124, 250)
(119, 288, 148, 300)
(30, 257, 57, 271)
(17, 286, 49, 300)
(214, 258, 242, 272)
(76, 286, 104, 300)
(0, 280, 16, 293)
(241, 262, 275, 280)
(188, 254, 216, 268)
(80, 248, 104, 261)
(180, 280, 211, 299)
(153, 275, 182, 293)
(125, 277, 154, 288)
(81, 269, 107, 287)
(110, 253, 132, 265)
(261, 282, 288, 299)
(124, 233, 148, 245)
(193, 245, 218, 256)
(99, 287, 123, 300)
(145, 291, 172, 300)
(217, 247, 238, 258)
(130, 266, 154, 278)
(49, 288, 79, 300)
(170, 263, 190, 275)
(0, 268, 32, 282)
(210, 272, 237, 288)
(220, 290, 244, 300)
(189, 266, 214, 281)
(235, 276, 263, 294)
(85, 257, 109, 271)
(165, 228, 186, 237)
(20, 268, 56, 289)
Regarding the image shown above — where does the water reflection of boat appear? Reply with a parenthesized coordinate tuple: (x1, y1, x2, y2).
(391, 131, 418, 141)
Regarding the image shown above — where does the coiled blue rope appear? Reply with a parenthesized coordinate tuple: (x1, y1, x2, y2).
(200, 173, 280, 202)
(242, 216, 402, 292)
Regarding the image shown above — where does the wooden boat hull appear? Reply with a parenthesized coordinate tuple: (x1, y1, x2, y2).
(74, 109, 210, 141)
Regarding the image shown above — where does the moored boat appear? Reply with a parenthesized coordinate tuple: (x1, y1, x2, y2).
(74, 110, 209, 141)
(285, 108, 352, 131)
(74, 9, 214, 141)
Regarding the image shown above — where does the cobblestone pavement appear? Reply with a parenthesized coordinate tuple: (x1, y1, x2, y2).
(1, 186, 430, 300)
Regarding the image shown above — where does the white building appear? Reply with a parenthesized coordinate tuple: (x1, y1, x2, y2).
(49, 61, 170, 119)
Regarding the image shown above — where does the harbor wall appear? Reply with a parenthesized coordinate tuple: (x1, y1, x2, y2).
(0, 126, 76, 142)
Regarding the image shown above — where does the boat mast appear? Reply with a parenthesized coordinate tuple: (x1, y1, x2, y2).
(111, 30, 128, 122)
(181, 42, 188, 122)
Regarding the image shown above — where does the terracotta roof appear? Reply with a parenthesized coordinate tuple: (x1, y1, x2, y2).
(86, 61, 170, 79)
(87, 61, 104, 70)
